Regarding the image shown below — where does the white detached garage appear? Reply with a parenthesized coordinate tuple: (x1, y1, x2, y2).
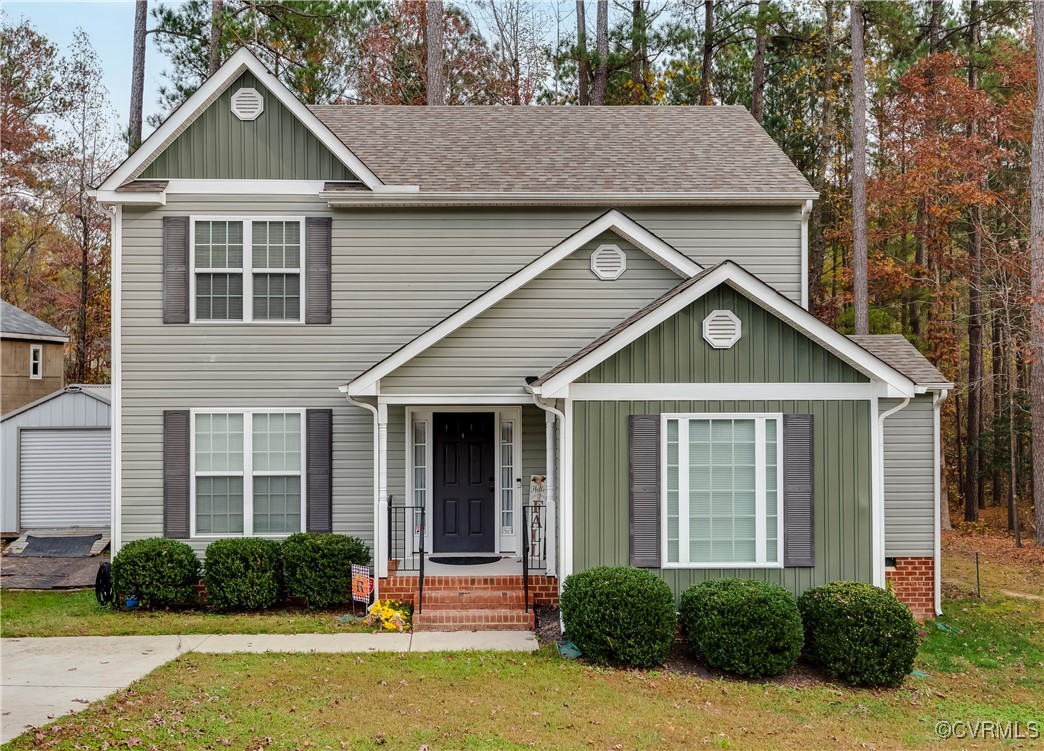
(1, 386, 111, 534)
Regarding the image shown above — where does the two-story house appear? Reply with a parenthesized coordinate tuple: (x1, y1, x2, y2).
(92, 49, 950, 628)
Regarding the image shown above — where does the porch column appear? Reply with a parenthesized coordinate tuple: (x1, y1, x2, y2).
(545, 409, 557, 577)
(377, 402, 389, 578)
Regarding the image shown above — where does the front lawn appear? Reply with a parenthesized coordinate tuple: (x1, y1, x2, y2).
(6, 593, 1042, 750)
(0, 590, 375, 637)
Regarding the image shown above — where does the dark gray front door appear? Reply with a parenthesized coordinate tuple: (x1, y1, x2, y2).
(432, 412, 495, 553)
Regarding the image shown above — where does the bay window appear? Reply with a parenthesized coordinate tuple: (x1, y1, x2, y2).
(663, 414, 782, 568)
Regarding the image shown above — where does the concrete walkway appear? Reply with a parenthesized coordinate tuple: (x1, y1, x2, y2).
(0, 631, 537, 743)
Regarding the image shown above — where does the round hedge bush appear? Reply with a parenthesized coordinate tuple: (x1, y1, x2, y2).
(204, 537, 282, 611)
(112, 537, 201, 609)
(281, 533, 371, 608)
(679, 578, 803, 678)
(560, 566, 676, 668)
(798, 581, 918, 687)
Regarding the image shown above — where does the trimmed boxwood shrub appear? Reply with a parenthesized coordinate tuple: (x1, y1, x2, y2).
(679, 578, 803, 678)
(281, 533, 371, 608)
(798, 581, 918, 687)
(204, 538, 282, 611)
(560, 566, 676, 668)
(112, 537, 200, 609)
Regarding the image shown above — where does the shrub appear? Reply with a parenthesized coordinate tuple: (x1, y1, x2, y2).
(560, 566, 676, 668)
(281, 533, 371, 608)
(679, 578, 803, 678)
(204, 538, 282, 611)
(798, 581, 919, 687)
(112, 537, 201, 609)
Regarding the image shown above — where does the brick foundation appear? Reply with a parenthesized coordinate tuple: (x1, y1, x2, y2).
(885, 557, 936, 620)
(378, 573, 559, 607)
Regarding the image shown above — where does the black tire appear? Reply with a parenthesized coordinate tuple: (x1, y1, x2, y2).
(95, 561, 114, 606)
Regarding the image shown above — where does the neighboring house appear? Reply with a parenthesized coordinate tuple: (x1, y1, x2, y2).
(1, 385, 112, 535)
(91, 49, 950, 626)
(1, 301, 69, 416)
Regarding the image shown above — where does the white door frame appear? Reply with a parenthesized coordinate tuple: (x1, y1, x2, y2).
(405, 406, 523, 555)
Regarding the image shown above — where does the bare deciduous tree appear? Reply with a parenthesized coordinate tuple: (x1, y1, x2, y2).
(427, 0, 446, 105)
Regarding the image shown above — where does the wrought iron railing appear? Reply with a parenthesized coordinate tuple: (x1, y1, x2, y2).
(522, 504, 547, 613)
(388, 503, 426, 613)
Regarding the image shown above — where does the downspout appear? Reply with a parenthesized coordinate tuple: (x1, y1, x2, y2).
(800, 199, 812, 310)
(102, 203, 122, 555)
(344, 393, 381, 601)
(526, 384, 565, 582)
(876, 396, 910, 589)
(932, 389, 949, 616)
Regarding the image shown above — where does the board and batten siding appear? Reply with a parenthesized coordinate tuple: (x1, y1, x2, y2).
(1, 391, 111, 534)
(882, 396, 936, 557)
(139, 72, 357, 182)
(382, 233, 685, 395)
(572, 399, 873, 602)
(120, 197, 803, 551)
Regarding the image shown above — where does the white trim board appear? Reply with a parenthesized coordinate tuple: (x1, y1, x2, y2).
(324, 191, 819, 208)
(95, 48, 387, 194)
(343, 210, 702, 397)
(567, 383, 898, 401)
(533, 262, 918, 400)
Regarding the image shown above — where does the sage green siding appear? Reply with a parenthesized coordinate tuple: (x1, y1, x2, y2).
(139, 73, 356, 181)
(382, 232, 684, 395)
(572, 399, 873, 601)
(882, 396, 936, 557)
(581, 284, 868, 384)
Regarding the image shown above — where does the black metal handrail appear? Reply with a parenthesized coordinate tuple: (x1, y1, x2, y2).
(522, 504, 547, 613)
(387, 503, 426, 613)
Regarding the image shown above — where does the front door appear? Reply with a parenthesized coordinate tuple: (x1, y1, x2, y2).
(432, 412, 496, 553)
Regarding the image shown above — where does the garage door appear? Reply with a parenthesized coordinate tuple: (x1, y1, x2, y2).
(19, 430, 111, 528)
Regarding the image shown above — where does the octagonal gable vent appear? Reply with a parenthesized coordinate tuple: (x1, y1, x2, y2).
(703, 309, 742, 349)
(231, 88, 264, 121)
(590, 244, 627, 280)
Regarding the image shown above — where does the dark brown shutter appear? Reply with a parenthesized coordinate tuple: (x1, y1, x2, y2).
(163, 410, 190, 538)
(305, 217, 332, 324)
(783, 413, 815, 567)
(306, 409, 333, 532)
(162, 216, 190, 324)
(629, 414, 661, 567)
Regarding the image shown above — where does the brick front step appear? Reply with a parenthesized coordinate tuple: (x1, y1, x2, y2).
(423, 589, 527, 607)
(413, 608, 536, 632)
(379, 573, 559, 609)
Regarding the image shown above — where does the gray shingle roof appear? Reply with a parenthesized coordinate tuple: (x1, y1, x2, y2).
(309, 105, 817, 196)
(848, 335, 952, 387)
(0, 301, 68, 340)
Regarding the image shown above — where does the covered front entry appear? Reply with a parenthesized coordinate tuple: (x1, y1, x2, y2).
(432, 412, 495, 553)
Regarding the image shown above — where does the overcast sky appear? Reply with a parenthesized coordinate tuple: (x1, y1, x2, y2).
(6, 0, 168, 135)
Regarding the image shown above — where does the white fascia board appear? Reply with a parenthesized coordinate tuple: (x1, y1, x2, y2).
(89, 190, 166, 206)
(536, 263, 918, 398)
(325, 191, 819, 208)
(96, 48, 384, 193)
(345, 210, 701, 396)
(0, 332, 69, 343)
(376, 394, 533, 405)
(567, 382, 892, 401)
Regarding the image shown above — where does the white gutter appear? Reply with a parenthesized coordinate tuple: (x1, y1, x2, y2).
(932, 388, 949, 616)
(875, 397, 910, 589)
(324, 191, 820, 209)
(526, 386, 566, 586)
(344, 392, 381, 601)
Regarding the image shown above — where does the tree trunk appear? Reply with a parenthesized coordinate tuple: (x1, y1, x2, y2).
(630, 0, 647, 104)
(1030, 0, 1044, 546)
(128, 0, 147, 153)
(591, 0, 609, 104)
(965, 0, 982, 520)
(851, 0, 869, 335)
(426, 0, 446, 105)
(751, 0, 769, 124)
(928, 0, 942, 54)
(699, 0, 714, 105)
(577, 1, 590, 105)
(76, 214, 89, 384)
(808, 0, 834, 312)
(992, 309, 1005, 511)
(208, 0, 223, 75)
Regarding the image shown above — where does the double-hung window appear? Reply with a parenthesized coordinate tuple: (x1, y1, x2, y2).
(663, 414, 782, 568)
(29, 344, 43, 379)
(193, 410, 305, 537)
(192, 218, 303, 322)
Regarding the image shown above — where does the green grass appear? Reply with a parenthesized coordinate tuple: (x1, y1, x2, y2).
(5, 594, 1042, 750)
(0, 590, 376, 637)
